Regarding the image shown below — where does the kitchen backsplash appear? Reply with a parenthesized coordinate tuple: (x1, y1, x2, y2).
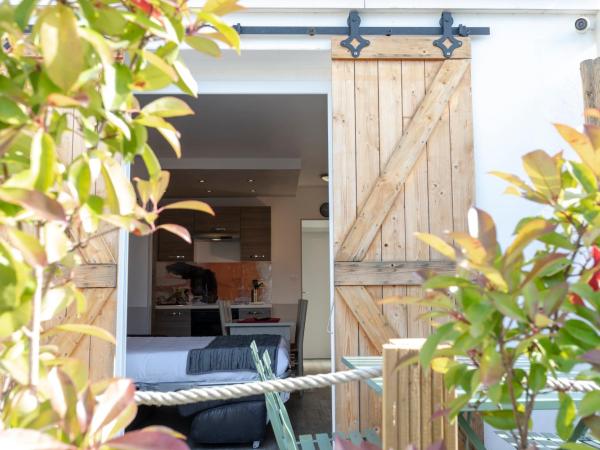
(154, 261, 272, 304)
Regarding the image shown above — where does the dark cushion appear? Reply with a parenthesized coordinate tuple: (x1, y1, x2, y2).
(188, 399, 267, 444)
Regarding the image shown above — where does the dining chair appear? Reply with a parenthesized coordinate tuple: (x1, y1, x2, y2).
(290, 298, 308, 378)
(218, 300, 232, 336)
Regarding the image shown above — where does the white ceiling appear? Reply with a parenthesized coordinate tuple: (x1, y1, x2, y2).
(140, 94, 328, 197)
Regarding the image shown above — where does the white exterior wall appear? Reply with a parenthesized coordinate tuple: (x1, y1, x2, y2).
(129, 2, 599, 444)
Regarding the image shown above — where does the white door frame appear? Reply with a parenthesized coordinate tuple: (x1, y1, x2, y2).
(114, 67, 336, 426)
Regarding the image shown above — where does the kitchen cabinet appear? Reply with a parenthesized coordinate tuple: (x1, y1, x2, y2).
(240, 207, 271, 261)
(156, 210, 194, 261)
(153, 309, 191, 336)
(194, 207, 240, 235)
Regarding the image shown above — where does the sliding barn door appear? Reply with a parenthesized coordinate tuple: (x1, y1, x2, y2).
(45, 113, 120, 381)
(332, 37, 474, 433)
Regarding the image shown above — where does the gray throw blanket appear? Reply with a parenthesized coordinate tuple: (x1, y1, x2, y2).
(186, 334, 280, 375)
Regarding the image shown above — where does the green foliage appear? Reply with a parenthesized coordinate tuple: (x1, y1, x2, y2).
(411, 112, 600, 450)
(0, 0, 242, 447)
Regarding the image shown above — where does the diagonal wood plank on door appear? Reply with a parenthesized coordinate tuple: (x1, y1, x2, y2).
(336, 286, 396, 352)
(336, 59, 470, 262)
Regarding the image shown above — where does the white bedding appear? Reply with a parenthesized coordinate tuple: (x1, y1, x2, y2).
(126, 336, 290, 386)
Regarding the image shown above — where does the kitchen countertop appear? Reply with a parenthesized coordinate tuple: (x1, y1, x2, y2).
(154, 303, 272, 310)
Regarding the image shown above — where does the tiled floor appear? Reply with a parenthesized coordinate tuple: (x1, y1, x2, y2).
(131, 359, 333, 450)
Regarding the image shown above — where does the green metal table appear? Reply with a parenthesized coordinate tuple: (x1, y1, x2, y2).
(342, 356, 591, 450)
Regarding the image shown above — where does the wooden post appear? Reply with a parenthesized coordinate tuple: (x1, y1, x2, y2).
(383, 339, 458, 450)
(581, 57, 600, 125)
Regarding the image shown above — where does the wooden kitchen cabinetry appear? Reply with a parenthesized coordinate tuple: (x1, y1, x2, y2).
(194, 207, 240, 235)
(240, 207, 271, 261)
(156, 210, 194, 261)
(153, 309, 191, 336)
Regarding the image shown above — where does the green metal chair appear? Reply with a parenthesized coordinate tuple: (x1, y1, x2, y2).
(250, 341, 381, 450)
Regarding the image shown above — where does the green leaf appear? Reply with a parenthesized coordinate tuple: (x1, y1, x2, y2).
(555, 123, 600, 177)
(522, 150, 562, 200)
(38, 4, 85, 91)
(5, 228, 47, 267)
(420, 322, 456, 368)
(451, 232, 488, 265)
(557, 393, 576, 440)
(173, 60, 198, 97)
(505, 219, 556, 265)
(489, 292, 527, 321)
(196, 12, 240, 53)
(481, 411, 517, 430)
(563, 319, 600, 348)
(140, 50, 178, 81)
(156, 126, 181, 158)
(161, 200, 214, 215)
(101, 159, 136, 215)
(185, 35, 221, 56)
(14, 0, 37, 30)
(30, 130, 57, 192)
(579, 391, 600, 417)
(423, 276, 474, 290)
(49, 324, 116, 345)
(479, 345, 504, 386)
(528, 363, 547, 392)
(571, 161, 597, 194)
(202, 0, 244, 15)
(142, 96, 194, 118)
(415, 232, 456, 260)
(42, 222, 68, 264)
(141, 145, 161, 178)
(0, 188, 66, 222)
(67, 158, 91, 203)
(0, 98, 28, 125)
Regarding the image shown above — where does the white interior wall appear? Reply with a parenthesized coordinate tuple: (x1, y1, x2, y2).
(301, 221, 331, 359)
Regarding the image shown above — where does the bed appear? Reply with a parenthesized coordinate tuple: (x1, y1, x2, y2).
(126, 336, 290, 446)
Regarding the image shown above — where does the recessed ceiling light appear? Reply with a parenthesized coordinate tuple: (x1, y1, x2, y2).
(321, 174, 329, 182)
(250, 189, 256, 193)
(199, 179, 205, 183)
(247, 179, 254, 183)
(206, 189, 212, 193)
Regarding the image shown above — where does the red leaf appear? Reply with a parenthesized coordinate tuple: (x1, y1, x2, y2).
(592, 246, 600, 266)
(569, 293, 585, 306)
(426, 441, 446, 450)
(106, 429, 189, 450)
(157, 223, 191, 243)
(0, 188, 66, 222)
(89, 379, 136, 436)
(0, 429, 75, 449)
(333, 435, 381, 450)
(582, 349, 600, 366)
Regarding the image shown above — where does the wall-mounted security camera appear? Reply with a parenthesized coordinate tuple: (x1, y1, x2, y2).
(574, 16, 594, 33)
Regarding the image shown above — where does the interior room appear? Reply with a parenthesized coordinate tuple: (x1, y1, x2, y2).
(124, 93, 332, 448)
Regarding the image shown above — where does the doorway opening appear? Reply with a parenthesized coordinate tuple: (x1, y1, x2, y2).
(122, 92, 333, 448)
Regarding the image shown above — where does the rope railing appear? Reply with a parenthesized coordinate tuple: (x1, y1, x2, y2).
(133, 366, 600, 407)
(134, 366, 382, 406)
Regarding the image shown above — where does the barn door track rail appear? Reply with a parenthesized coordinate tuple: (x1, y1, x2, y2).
(233, 11, 490, 58)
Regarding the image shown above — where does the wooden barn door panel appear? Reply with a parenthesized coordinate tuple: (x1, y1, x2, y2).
(332, 37, 474, 433)
(44, 113, 119, 381)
